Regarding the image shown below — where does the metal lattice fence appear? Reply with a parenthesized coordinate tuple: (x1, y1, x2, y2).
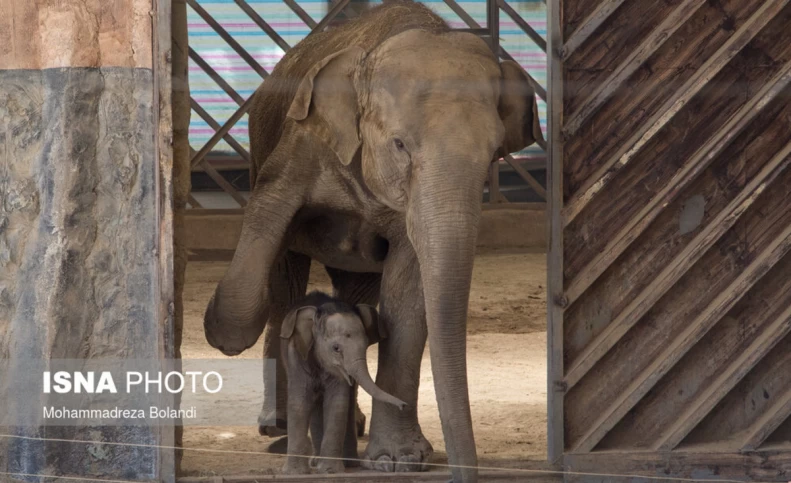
(185, 0, 548, 210)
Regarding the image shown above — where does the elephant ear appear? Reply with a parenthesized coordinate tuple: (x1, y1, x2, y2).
(497, 60, 544, 158)
(357, 304, 387, 346)
(280, 306, 317, 360)
(286, 46, 366, 166)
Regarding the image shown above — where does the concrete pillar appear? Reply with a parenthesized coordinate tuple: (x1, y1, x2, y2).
(0, 1, 176, 481)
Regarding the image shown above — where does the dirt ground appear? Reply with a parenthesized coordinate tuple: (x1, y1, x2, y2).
(179, 249, 548, 477)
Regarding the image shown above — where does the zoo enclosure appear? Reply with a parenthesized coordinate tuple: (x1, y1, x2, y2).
(184, 0, 549, 212)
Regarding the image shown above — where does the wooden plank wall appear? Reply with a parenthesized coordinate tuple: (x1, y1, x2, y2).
(551, 0, 791, 478)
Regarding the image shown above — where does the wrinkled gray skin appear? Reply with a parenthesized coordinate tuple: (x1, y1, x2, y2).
(202, 2, 542, 481)
(280, 292, 406, 474)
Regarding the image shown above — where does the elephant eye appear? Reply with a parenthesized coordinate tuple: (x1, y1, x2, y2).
(332, 343, 341, 353)
(393, 138, 406, 151)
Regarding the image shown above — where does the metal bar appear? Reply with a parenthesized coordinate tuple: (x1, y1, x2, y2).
(482, 201, 545, 211)
(190, 98, 251, 163)
(283, 0, 318, 29)
(444, 0, 479, 28)
(741, 386, 791, 451)
(504, 155, 547, 200)
(570, 221, 791, 453)
(487, 0, 500, 56)
(497, 0, 546, 52)
(199, 158, 249, 207)
(453, 28, 492, 35)
(188, 47, 245, 105)
(235, 0, 291, 52)
(310, 0, 352, 36)
(546, 0, 565, 465)
(655, 302, 791, 451)
(563, 0, 706, 136)
(562, 0, 789, 226)
(561, 0, 628, 60)
(499, 47, 548, 101)
(443, 0, 547, 101)
(488, 160, 502, 203)
(191, 95, 256, 168)
(187, 0, 269, 78)
(563, 59, 791, 307)
(563, 139, 791, 393)
(187, 194, 204, 208)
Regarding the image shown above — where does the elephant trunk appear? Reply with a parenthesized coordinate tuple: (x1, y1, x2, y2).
(407, 157, 485, 483)
(348, 359, 408, 411)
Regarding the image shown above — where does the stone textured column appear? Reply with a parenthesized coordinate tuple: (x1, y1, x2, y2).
(0, 1, 174, 481)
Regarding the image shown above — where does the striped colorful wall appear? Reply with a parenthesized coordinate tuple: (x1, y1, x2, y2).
(187, 0, 547, 161)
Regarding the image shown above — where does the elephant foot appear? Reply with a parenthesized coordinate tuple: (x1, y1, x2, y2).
(281, 459, 310, 475)
(258, 408, 287, 437)
(362, 426, 433, 472)
(203, 295, 263, 355)
(315, 459, 345, 474)
(355, 403, 366, 437)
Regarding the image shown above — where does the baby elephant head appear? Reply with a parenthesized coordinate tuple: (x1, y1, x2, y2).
(280, 302, 407, 411)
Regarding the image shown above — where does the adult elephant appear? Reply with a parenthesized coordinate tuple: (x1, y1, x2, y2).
(203, 1, 542, 481)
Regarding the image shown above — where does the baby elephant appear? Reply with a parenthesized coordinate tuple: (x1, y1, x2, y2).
(280, 291, 407, 474)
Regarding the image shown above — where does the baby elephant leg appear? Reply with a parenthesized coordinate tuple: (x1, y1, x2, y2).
(315, 382, 351, 474)
(344, 385, 361, 467)
(282, 365, 315, 474)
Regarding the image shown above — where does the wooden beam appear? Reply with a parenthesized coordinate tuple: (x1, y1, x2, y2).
(235, 0, 291, 52)
(562, 0, 707, 136)
(546, 0, 565, 464)
(563, 59, 791, 306)
(504, 155, 547, 200)
(199, 158, 249, 207)
(497, 0, 547, 52)
(190, 98, 251, 163)
(563, 450, 791, 482)
(177, 470, 561, 482)
(564, 139, 791, 392)
(187, 194, 204, 208)
(741, 386, 791, 451)
(570, 220, 791, 453)
(190, 95, 255, 168)
(655, 302, 791, 450)
(186, 0, 269, 78)
(562, 0, 789, 226)
(560, 0, 628, 60)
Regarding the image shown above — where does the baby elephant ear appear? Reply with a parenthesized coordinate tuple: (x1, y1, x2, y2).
(357, 304, 387, 345)
(286, 46, 366, 166)
(281, 306, 317, 360)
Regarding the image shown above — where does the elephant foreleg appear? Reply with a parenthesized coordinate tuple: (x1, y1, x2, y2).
(203, 176, 305, 355)
(362, 239, 432, 472)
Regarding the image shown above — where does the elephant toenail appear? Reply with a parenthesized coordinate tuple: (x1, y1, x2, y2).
(375, 455, 395, 472)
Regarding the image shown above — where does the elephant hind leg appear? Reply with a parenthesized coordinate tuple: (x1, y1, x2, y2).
(325, 267, 382, 439)
(259, 250, 311, 437)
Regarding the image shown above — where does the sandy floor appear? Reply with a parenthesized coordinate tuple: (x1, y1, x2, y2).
(179, 249, 548, 477)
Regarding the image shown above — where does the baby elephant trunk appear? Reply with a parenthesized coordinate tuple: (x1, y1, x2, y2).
(348, 359, 407, 411)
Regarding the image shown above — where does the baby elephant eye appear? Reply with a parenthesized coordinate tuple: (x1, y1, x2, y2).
(393, 138, 405, 151)
(332, 343, 341, 353)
